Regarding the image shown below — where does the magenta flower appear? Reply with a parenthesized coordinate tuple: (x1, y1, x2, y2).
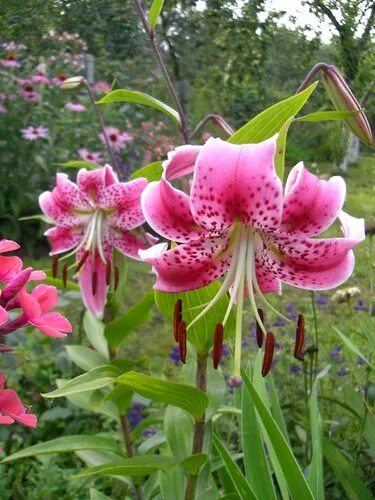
(140, 136, 365, 381)
(94, 81, 111, 93)
(78, 148, 103, 164)
(19, 83, 40, 102)
(0, 240, 22, 282)
(0, 374, 37, 428)
(0, 104, 6, 113)
(21, 126, 49, 141)
(51, 73, 67, 86)
(1, 53, 20, 68)
(39, 165, 150, 316)
(65, 101, 86, 112)
(99, 127, 132, 152)
(31, 71, 50, 85)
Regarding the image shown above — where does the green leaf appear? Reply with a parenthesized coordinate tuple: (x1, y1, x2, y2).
(155, 281, 235, 354)
(308, 381, 324, 500)
(65, 346, 107, 371)
(2, 435, 121, 463)
(83, 311, 109, 360)
(333, 327, 375, 370)
(130, 161, 163, 182)
(294, 110, 360, 122)
(41, 271, 80, 291)
(54, 160, 98, 169)
(104, 385, 133, 414)
(149, 0, 165, 29)
(323, 439, 372, 500)
(90, 488, 112, 500)
(228, 82, 318, 144)
(74, 456, 178, 478)
(105, 291, 155, 349)
(241, 369, 314, 500)
(180, 454, 208, 476)
(117, 371, 208, 420)
(274, 117, 293, 180)
(42, 365, 120, 398)
(213, 434, 257, 500)
(97, 90, 180, 124)
(241, 377, 277, 500)
(164, 405, 194, 460)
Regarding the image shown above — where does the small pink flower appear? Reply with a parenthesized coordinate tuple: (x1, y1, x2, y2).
(94, 81, 110, 93)
(31, 72, 50, 85)
(65, 102, 86, 112)
(51, 73, 67, 86)
(21, 126, 49, 141)
(1, 53, 20, 68)
(19, 83, 40, 102)
(99, 127, 132, 152)
(39, 165, 150, 316)
(78, 148, 103, 164)
(19, 285, 72, 338)
(0, 104, 6, 113)
(0, 373, 37, 428)
(140, 136, 365, 380)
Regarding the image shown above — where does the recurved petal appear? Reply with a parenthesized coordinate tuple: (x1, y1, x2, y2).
(109, 229, 150, 260)
(0, 240, 20, 254)
(190, 137, 282, 232)
(141, 235, 232, 293)
(78, 253, 108, 317)
(32, 312, 72, 338)
(0, 256, 23, 281)
(77, 164, 117, 205)
(254, 266, 282, 294)
(45, 226, 83, 254)
(39, 191, 90, 228)
(52, 173, 91, 211)
(163, 145, 202, 180)
(31, 285, 58, 313)
(282, 163, 346, 236)
(141, 179, 203, 242)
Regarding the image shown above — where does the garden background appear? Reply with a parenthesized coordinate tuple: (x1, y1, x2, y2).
(0, 0, 374, 498)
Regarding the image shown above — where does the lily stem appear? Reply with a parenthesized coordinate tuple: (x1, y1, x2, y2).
(184, 354, 207, 500)
(82, 78, 120, 175)
(310, 291, 319, 379)
(133, 0, 190, 143)
(120, 414, 143, 500)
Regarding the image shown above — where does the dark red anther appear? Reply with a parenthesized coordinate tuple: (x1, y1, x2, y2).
(52, 255, 59, 279)
(261, 332, 275, 377)
(178, 320, 187, 364)
(212, 323, 224, 369)
(62, 264, 68, 288)
(173, 299, 183, 342)
(114, 266, 120, 290)
(92, 271, 97, 296)
(105, 260, 111, 286)
(256, 308, 264, 348)
(294, 314, 305, 360)
(76, 250, 89, 273)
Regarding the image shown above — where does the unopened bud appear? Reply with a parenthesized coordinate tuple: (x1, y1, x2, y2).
(60, 76, 84, 90)
(321, 66, 373, 147)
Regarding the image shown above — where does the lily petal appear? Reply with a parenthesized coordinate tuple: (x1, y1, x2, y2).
(0, 256, 23, 281)
(142, 235, 232, 292)
(32, 312, 72, 338)
(0, 306, 8, 326)
(191, 137, 282, 232)
(163, 145, 202, 180)
(39, 191, 89, 228)
(282, 163, 346, 236)
(31, 285, 58, 313)
(79, 253, 108, 317)
(45, 226, 83, 255)
(0, 240, 20, 253)
(77, 165, 117, 205)
(109, 229, 151, 260)
(141, 179, 204, 242)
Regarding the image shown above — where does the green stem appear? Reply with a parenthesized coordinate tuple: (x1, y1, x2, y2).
(184, 355, 207, 500)
(310, 291, 319, 379)
(354, 367, 370, 469)
(303, 359, 310, 466)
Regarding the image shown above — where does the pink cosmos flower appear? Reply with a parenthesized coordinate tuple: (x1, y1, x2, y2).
(65, 102, 86, 112)
(0, 374, 37, 428)
(99, 127, 132, 152)
(77, 148, 103, 164)
(21, 126, 49, 141)
(140, 136, 365, 381)
(39, 165, 151, 316)
(1, 53, 20, 68)
(31, 72, 50, 85)
(94, 81, 111, 93)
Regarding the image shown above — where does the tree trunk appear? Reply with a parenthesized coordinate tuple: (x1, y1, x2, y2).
(339, 133, 360, 172)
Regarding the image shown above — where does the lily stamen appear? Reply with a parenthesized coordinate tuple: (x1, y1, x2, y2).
(173, 299, 183, 342)
(178, 320, 187, 363)
(212, 323, 224, 369)
(294, 314, 305, 360)
(262, 332, 275, 377)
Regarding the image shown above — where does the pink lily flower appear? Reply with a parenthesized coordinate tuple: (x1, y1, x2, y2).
(140, 136, 365, 382)
(0, 240, 23, 282)
(39, 165, 150, 316)
(0, 373, 37, 428)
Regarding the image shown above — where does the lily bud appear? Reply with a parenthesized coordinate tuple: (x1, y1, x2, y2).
(321, 66, 374, 147)
(60, 76, 84, 90)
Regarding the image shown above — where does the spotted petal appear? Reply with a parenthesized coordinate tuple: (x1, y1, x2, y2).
(77, 164, 117, 205)
(163, 145, 202, 180)
(109, 229, 151, 260)
(39, 191, 90, 228)
(45, 226, 83, 255)
(282, 163, 346, 236)
(141, 235, 232, 292)
(190, 136, 282, 232)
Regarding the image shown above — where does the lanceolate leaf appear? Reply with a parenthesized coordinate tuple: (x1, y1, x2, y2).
(2, 435, 121, 463)
(74, 456, 179, 478)
(308, 381, 324, 500)
(155, 280, 235, 355)
(333, 327, 375, 370)
(228, 82, 318, 144)
(105, 291, 155, 349)
(54, 160, 98, 169)
(42, 365, 121, 398)
(274, 117, 293, 181)
(83, 311, 109, 360)
(323, 439, 372, 500)
(130, 161, 163, 182)
(65, 345, 108, 371)
(241, 370, 314, 500)
(294, 110, 360, 122)
(97, 90, 180, 124)
(180, 453, 208, 475)
(213, 434, 257, 500)
(149, 0, 165, 29)
(117, 371, 208, 420)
